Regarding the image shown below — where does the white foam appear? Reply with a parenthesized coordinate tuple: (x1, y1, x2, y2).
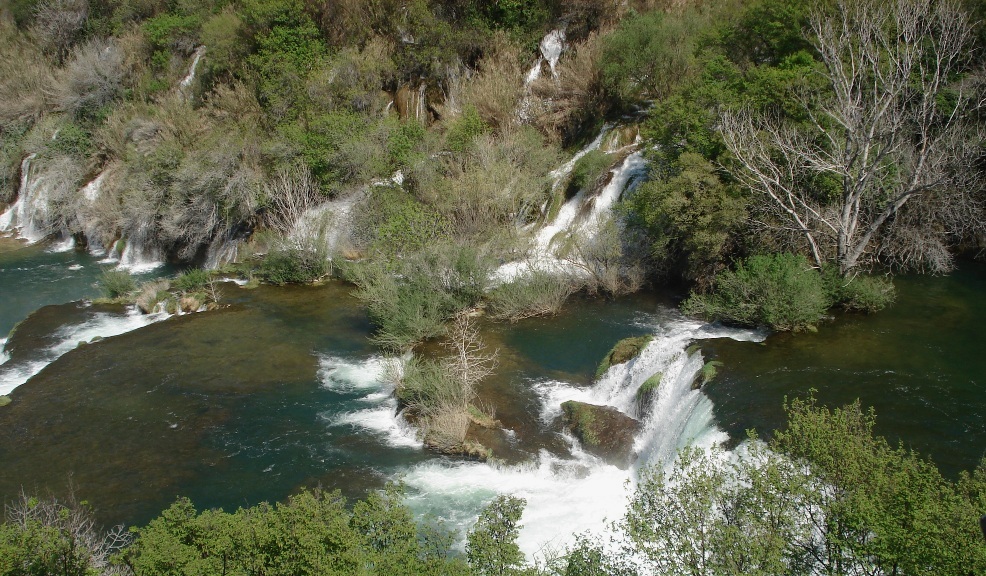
(0, 338, 9, 366)
(0, 307, 169, 395)
(47, 236, 76, 253)
(398, 315, 765, 558)
(492, 137, 647, 286)
(318, 354, 390, 393)
(179, 46, 206, 93)
(0, 154, 51, 243)
(319, 354, 422, 449)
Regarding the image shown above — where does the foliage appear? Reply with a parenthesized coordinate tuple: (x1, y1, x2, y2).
(574, 397, 986, 576)
(0, 492, 130, 576)
(566, 150, 612, 199)
(823, 269, 896, 313)
(343, 243, 492, 350)
(444, 106, 489, 154)
(98, 268, 136, 298)
(626, 152, 748, 286)
(682, 253, 829, 331)
(119, 486, 469, 576)
(598, 9, 705, 108)
(46, 121, 93, 159)
(257, 247, 329, 285)
(487, 269, 576, 321)
(467, 495, 528, 576)
(171, 268, 213, 293)
(352, 185, 453, 257)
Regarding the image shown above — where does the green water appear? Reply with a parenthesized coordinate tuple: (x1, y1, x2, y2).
(704, 263, 986, 476)
(0, 238, 174, 336)
(0, 280, 666, 527)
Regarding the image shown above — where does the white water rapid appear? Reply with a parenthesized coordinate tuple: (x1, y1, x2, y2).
(0, 306, 170, 396)
(320, 313, 765, 558)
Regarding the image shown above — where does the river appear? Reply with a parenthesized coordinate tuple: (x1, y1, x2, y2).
(0, 238, 984, 556)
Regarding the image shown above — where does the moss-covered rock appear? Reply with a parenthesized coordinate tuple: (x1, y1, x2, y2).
(561, 400, 641, 468)
(635, 372, 662, 415)
(596, 335, 653, 379)
(693, 360, 724, 389)
(0, 396, 11, 407)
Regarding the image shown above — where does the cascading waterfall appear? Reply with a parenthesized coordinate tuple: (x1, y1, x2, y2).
(0, 154, 50, 243)
(322, 312, 765, 557)
(204, 233, 239, 270)
(0, 338, 9, 367)
(179, 46, 206, 96)
(112, 224, 164, 272)
(492, 126, 648, 284)
(525, 29, 566, 86)
(287, 172, 400, 258)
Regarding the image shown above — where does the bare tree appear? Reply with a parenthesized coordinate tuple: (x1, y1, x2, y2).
(32, 0, 89, 64)
(442, 312, 498, 398)
(54, 38, 126, 119)
(721, 0, 979, 275)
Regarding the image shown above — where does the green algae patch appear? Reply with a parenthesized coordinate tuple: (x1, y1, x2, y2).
(596, 335, 653, 379)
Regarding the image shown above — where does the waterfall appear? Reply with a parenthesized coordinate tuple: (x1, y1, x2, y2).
(524, 29, 566, 87)
(0, 338, 9, 367)
(179, 46, 206, 96)
(113, 225, 164, 272)
(287, 193, 360, 258)
(492, 126, 647, 284)
(204, 234, 239, 270)
(321, 313, 765, 558)
(0, 154, 51, 243)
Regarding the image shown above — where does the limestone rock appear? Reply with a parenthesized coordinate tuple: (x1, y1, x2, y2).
(561, 400, 640, 468)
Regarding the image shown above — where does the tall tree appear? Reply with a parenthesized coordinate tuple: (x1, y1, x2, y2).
(722, 0, 980, 274)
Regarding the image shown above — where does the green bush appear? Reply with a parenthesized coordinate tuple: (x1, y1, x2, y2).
(46, 123, 92, 159)
(599, 10, 703, 107)
(682, 253, 828, 331)
(444, 107, 489, 153)
(172, 269, 213, 293)
(824, 270, 896, 313)
(99, 269, 136, 298)
(257, 248, 329, 285)
(487, 270, 576, 321)
(566, 149, 612, 199)
(387, 120, 426, 170)
(344, 244, 492, 350)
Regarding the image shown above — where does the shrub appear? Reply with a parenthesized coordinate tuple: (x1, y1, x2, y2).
(344, 244, 493, 350)
(172, 269, 213, 293)
(824, 270, 896, 313)
(599, 9, 704, 107)
(351, 185, 453, 256)
(682, 253, 829, 331)
(565, 149, 612, 198)
(487, 269, 576, 321)
(99, 269, 136, 298)
(257, 248, 329, 285)
(53, 38, 125, 122)
(444, 106, 489, 153)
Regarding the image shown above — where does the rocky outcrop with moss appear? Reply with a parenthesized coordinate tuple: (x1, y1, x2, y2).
(596, 335, 653, 378)
(561, 400, 640, 468)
